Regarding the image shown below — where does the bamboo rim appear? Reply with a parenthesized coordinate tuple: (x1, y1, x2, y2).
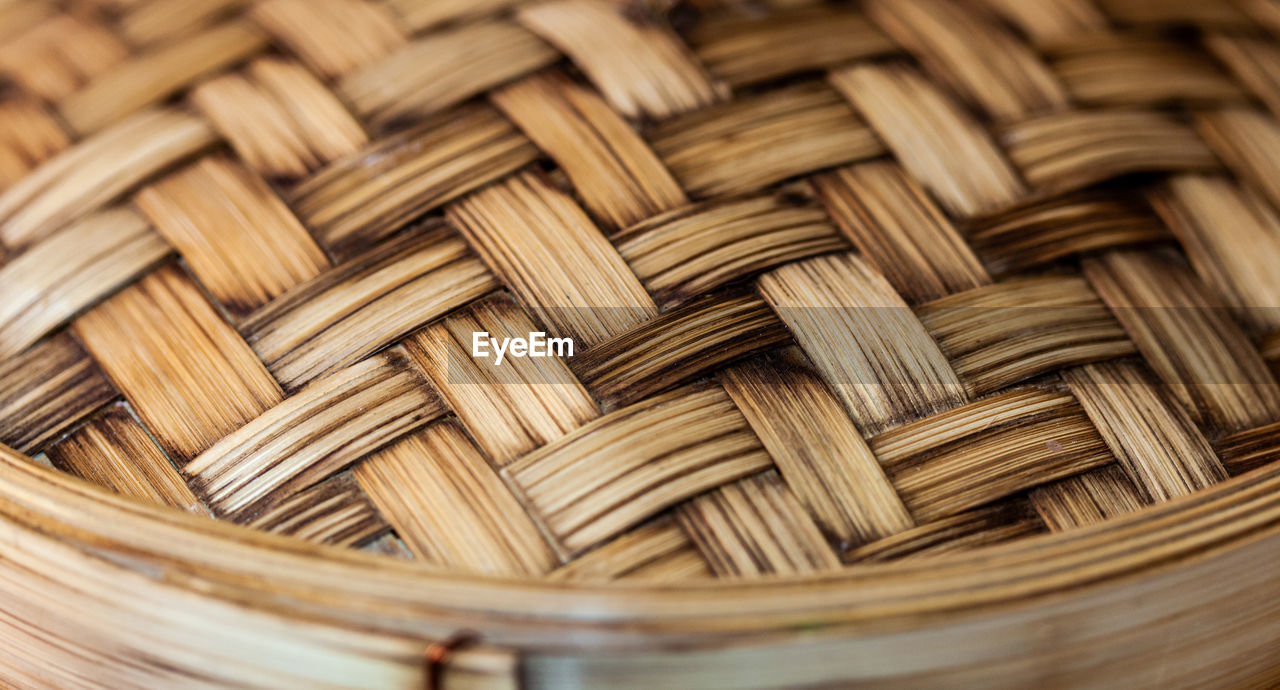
(5, 439, 1280, 685)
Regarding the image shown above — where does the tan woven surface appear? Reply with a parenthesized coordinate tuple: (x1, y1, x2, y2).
(4, 0, 1280, 583)
(3, 0, 1280, 614)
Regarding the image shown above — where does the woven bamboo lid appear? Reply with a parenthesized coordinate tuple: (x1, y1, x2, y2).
(4, 0, 1280, 687)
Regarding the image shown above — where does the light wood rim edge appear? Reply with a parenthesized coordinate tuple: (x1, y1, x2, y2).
(3, 443, 1279, 647)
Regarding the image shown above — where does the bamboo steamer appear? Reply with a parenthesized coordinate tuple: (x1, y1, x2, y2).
(3, 0, 1280, 687)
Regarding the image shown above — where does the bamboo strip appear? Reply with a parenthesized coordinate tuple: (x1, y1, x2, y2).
(355, 421, 560, 576)
(1216, 420, 1280, 476)
(340, 21, 557, 127)
(0, 108, 217, 249)
(830, 63, 1024, 216)
(691, 7, 894, 88)
(1066, 362, 1228, 501)
(74, 264, 283, 462)
(1050, 35, 1247, 105)
(721, 351, 914, 546)
(678, 472, 842, 577)
(614, 194, 847, 309)
(1030, 465, 1149, 531)
(999, 109, 1218, 194)
(59, 20, 268, 135)
(448, 172, 659, 348)
(135, 156, 329, 318)
(46, 404, 204, 514)
(239, 225, 498, 391)
(185, 350, 443, 520)
(844, 499, 1044, 562)
(386, 0, 520, 32)
(517, 0, 724, 119)
(977, 0, 1108, 47)
(0, 98, 67, 191)
(868, 0, 1067, 121)
(548, 517, 709, 582)
(1096, 0, 1252, 27)
(917, 276, 1136, 396)
(964, 193, 1168, 275)
(290, 104, 537, 254)
(120, 0, 252, 46)
(250, 0, 407, 79)
(758, 253, 967, 435)
(493, 72, 687, 229)
(1085, 249, 1280, 431)
(0, 206, 170, 358)
(0, 334, 115, 454)
(192, 58, 369, 179)
(812, 162, 990, 304)
(1150, 175, 1280, 333)
(504, 383, 773, 558)
(404, 295, 598, 467)
(0, 14, 127, 102)
(1195, 108, 1280, 214)
(1205, 34, 1280, 118)
(571, 293, 791, 409)
(649, 83, 884, 198)
(244, 473, 390, 547)
(869, 387, 1112, 522)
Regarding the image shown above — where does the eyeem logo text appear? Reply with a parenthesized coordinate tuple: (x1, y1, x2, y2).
(471, 331, 574, 365)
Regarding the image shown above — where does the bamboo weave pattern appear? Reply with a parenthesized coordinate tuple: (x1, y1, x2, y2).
(3, 0, 1280, 586)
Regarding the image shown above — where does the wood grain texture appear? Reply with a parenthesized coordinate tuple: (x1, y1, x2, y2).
(46, 404, 204, 514)
(355, 421, 559, 576)
(185, 350, 443, 520)
(73, 264, 283, 462)
(614, 194, 847, 309)
(505, 383, 773, 558)
(493, 72, 686, 229)
(191, 58, 369, 179)
(758, 253, 967, 435)
(649, 83, 884, 198)
(239, 225, 498, 391)
(0, 207, 170, 358)
(0, 108, 217, 249)
(830, 63, 1024, 216)
(135, 156, 329, 318)
(404, 294, 598, 467)
(0, 333, 115, 454)
(448, 172, 659, 348)
(722, 352, 914, 546)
